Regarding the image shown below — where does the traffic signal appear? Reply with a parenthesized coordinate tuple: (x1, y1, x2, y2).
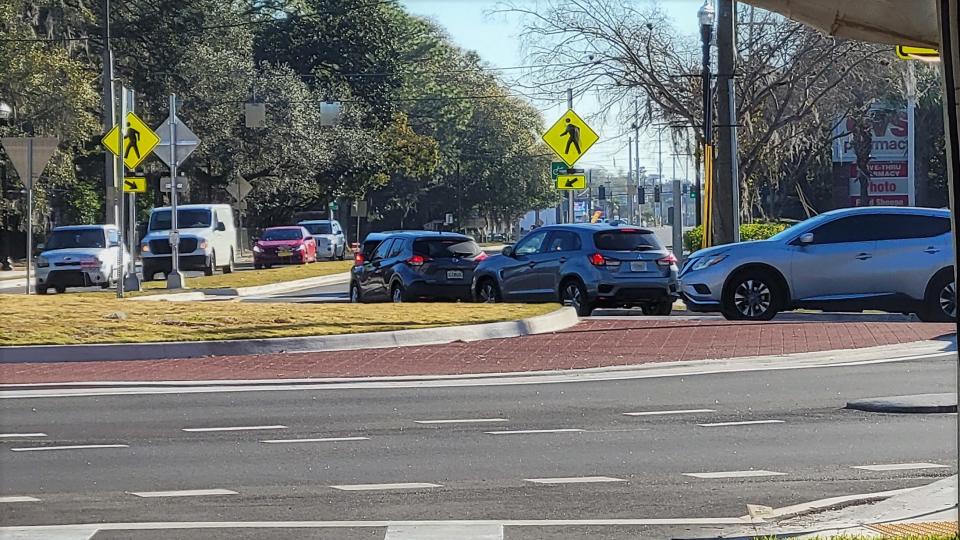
(638, 186, 645, 202)
(653, 185, 661, 203)
(598, 185, 606, 200)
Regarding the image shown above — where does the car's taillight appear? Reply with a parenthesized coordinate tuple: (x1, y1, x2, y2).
(473, 252, 488, 261)
(354, 252, 364, 266)
(658, 253, 678, 266)
(588, 253, 621, 268)
(407, 254, 431, 266)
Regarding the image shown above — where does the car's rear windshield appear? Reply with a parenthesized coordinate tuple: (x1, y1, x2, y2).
(413, 237, 481, 258)
(150, 209, 212, 231)
(262, 229, 302, 241)
(593, 230, 663, 251)
(302, 223, 332, 235)
(45, 229, 106, 250)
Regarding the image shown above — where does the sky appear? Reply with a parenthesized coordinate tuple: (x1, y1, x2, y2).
(400, 0, 704, 179)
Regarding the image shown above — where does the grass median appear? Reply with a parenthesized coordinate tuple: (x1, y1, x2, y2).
(139, 260, 354, 293)
(0, 294, 560, 346)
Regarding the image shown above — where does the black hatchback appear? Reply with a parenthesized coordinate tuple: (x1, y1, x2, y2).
(350, 231, 487, 303)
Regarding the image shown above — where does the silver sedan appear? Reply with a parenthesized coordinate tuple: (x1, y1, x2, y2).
(679, 206, 955, 321)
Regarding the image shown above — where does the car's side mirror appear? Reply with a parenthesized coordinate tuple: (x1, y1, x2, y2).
(216, 222, 227, 232)
(798, 233, 814, 245)
(501, 245, 514, 257)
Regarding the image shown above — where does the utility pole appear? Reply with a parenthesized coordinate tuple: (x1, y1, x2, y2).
(101, 0, 118, 227)
(698, 0, 716, 247)
(634, 98, 641, 226)
(567, 88, 575, 223)
(715, 0, 739, 244)
(628, 136, 633, 223)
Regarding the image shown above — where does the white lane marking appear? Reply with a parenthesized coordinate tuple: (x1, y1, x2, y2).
(384, 524, 503, 540)
(3, 349, 951, 399)
(485, 429, 584, 435)
(0, 433, 47, 438)
(414, 418, 508, 425)
(684, 470, 787, 479)
(261, 437, 369, 444)
(10, 444, 128, 452)
(130, 489, 238, 498)
(624, 409, 715, 416)
(0, 496, 41, 503)
(852, 462, 950, 472)
(330, 483, 441, 491)
(697, 420, 784, 427)
(182, 425, 287, 432)
(524, 476, 625, 484)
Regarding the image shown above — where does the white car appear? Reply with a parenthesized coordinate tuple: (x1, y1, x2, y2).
(298, 219, 347, 260)
(35, 225, 131, 294)
(141, 204, 238, 280)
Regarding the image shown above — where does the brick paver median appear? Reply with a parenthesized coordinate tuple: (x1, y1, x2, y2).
(0, 320, 952, 384)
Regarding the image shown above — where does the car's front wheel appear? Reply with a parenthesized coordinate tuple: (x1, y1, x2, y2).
(391, 283, 408, 303)
(476, 278, 501, 303)
(561, 278, 594, 316)
(350, 282, 363, 303)
(918, 270, 956, 322)
(222, 250, 235, 274)
(204, 250, 216, 276)
(721, 270, 782, 321)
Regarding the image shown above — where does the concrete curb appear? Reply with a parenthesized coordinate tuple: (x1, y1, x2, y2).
(0, 307, 579, 364)
(130, 272, 350, 301)
(846, 393, 957, 413)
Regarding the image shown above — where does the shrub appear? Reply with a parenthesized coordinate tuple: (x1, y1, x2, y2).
(683, 222, 791, 253)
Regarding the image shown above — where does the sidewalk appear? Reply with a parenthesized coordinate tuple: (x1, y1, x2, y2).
(1, 318, 952, 384)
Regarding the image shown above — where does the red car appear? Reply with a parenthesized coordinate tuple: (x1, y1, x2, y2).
(253, 226, 318, 268)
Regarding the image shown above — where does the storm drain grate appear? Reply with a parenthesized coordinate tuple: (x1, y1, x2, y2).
(866, 521, 958, 537)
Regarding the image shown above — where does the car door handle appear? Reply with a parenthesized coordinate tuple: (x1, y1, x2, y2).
(924, 247, 941, 254)
(855, 253, 872, 260)
(559, 257, 567, 263)
(527, 262, 536, 268)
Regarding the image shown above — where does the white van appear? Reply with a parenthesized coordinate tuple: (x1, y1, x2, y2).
(140, 204, 237, 281)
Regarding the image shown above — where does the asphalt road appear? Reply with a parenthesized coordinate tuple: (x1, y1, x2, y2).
(1, 354, 955, 538)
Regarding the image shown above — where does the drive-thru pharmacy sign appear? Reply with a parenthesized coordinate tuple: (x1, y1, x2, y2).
(832, 107, 914, 206)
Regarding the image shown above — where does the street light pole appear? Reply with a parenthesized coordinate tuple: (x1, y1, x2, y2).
(698, 0, 716, 248)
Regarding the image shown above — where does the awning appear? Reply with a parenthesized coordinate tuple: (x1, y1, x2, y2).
(740, 0, 940, 48)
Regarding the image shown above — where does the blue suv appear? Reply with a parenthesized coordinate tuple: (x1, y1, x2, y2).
(472, 224, 680, 316)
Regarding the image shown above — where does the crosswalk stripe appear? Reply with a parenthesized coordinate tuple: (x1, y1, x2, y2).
(852, 462, 949, 472)
(524, 476, 625, 484)
(130, 489, 238, 498)
(683, 470, 786, 479)
(0, 496, 41, 503)
(384, 524, 503, 539)
(330, 483, 441, 491)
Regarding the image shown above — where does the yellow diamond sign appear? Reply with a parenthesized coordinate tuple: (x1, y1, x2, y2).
(102, 112, 160, 170)
(542, 109, 599, 168)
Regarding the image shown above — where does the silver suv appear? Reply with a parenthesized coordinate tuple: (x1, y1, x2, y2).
(680, 207, 955, 322)
(473, 224, 679, 316)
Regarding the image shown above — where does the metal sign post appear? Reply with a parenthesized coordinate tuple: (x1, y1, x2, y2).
(115, 86, 126, 298)
(26, 141, 33, 295)
(167, 94, 184, 289)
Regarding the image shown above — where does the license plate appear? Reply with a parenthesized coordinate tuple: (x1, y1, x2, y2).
(279, 250, 292, 257)
(629, 262, 648, 272)
(446, 270, 464, 280)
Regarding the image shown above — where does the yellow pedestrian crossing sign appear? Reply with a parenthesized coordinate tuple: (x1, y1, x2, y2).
(123, 177, 147, 193)
(542, 109, 599, 168)
(556, 174, 586, 190)
(102, 112, 160, 170)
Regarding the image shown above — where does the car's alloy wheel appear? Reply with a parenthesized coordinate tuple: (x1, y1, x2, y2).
(561, 281, 593, 316)
(733, 279, 772, 319)
(478, 281, 499, 303)
(939, 280, 956, 319)
(350, 283, 361, 303)
(392, 285, 404, 303)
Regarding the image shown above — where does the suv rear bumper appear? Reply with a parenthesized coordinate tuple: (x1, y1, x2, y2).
(593, 281, 679, 306)
(405, 280, 472, 301)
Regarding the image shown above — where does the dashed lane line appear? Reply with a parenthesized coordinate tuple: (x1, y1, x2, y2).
(330, 483, 442, 491)
(130, 489, 238, 498)
(524, 476, 626, 484)
(384, 524, 503, 539)
(484, 429, 584, 435)
(697, 420, 785, 427)
(684, 470, 787, 479)
(0, 496, 40, 503)
(0, 433, 47, 438)
(182, 425, 287, 432)
(623, 409, 715, 416)
(852, 462, 950, 472)
(10, 444, 128, 452)
(261, 437, 369, 444)
(414, 418, 509, 425)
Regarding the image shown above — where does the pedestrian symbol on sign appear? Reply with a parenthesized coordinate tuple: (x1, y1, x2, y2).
(124, 122, 141, 160)
(561, 118, 581, 155)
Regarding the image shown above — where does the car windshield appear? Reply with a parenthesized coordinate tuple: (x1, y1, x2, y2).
(150, 209, 212, 231)
(362, 239, 383, 258)
(44, 229, 105, 250)
(593, 230, 662, 251)
(262, 229, 302, 241)
(302, 223, 332, 235)
(413, 238, 480, 258)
